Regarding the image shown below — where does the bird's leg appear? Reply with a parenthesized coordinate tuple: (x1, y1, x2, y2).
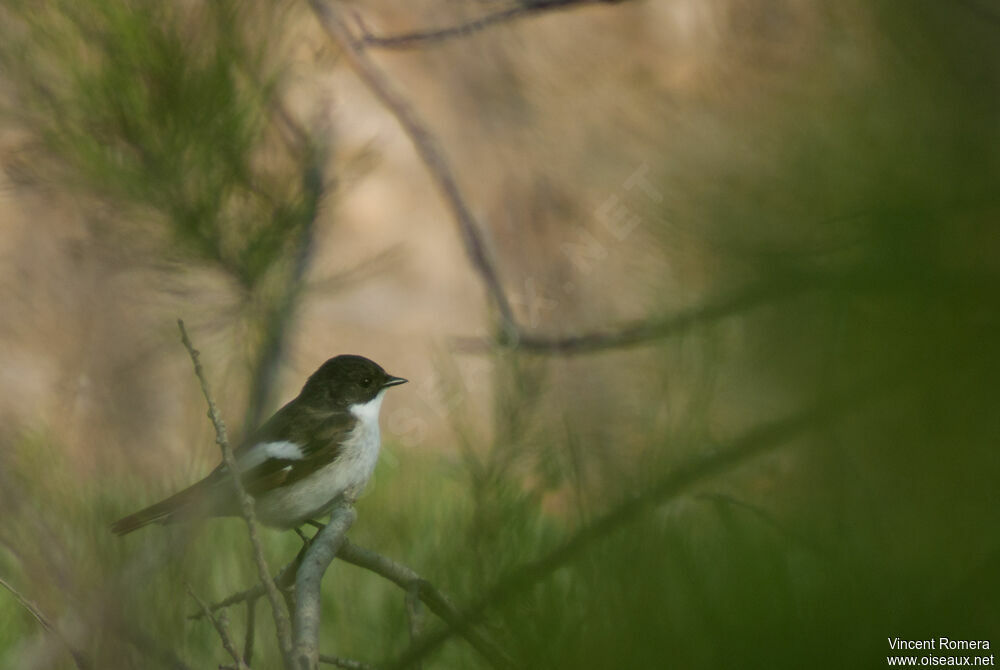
(293, 520, 325, 546)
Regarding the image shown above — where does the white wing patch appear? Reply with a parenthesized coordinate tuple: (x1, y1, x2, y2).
(237, 440, 305, 472)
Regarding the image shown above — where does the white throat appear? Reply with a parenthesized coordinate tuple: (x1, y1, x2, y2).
(349, 389, 387, 427)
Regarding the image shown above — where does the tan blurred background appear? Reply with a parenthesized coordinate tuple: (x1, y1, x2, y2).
(0, 0, 872, 473)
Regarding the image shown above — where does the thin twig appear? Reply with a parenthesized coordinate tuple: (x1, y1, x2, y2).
(188, 557, 296, 619)
(293, 503, 357, 670)
(388, 379, 890, 669)
(306, 0, 517, 339)
(404, 584, 424, 670)
(337, 541, 515, 670)
(243, 595, 259, 666)
(358, 0, 627, 50)
(177, 319, 295, 668)
(187, 586, 249, 670)
(0, 576, 90, 670)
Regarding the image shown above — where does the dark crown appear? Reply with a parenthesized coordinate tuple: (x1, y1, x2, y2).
(301, 355, 406, 407)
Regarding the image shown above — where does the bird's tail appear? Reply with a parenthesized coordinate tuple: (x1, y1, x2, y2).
(110, 483, 207, 535)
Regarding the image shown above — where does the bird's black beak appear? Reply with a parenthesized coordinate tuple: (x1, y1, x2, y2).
(383, 375, 408, 388)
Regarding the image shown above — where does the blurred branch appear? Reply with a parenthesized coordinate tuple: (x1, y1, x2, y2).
(187, 586, 249, 670)
(243, 596, 259, 666)
(337, 540, 516, 670)
(388, 380, 889, 669)
(245, 144, 325, 429)
(320, 655, 380, 669)
(0, 575, 90, 670)
(293, 502, 357, 670)
(455, 281, 792, 355)
(404, 584, 424, 670)
(306, 0, 517, 339)
(455, 265, 996, 356)
(357, 0, 629, 50)
(695, 493, 832, 557)
(177, 319, 295, 669)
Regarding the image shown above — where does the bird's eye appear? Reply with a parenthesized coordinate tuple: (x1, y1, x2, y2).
(361, 377, 372, 388)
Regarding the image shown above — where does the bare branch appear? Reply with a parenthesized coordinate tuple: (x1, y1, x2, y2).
(293, 503, 357, 670)
(187, 586, 248, 670)
(454, 281, 792, 355)
(454, 267, 972, 356)
(306, 1, 517, 338)
(358, 0, 629, 50)
(336, 541, 515, 670)
(177, 319, 295, 668)
(388, 380, 890, 669)
(0, 575, 90, 670)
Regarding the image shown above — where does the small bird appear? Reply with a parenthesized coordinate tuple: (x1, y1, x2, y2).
(111, 355, 407, 535)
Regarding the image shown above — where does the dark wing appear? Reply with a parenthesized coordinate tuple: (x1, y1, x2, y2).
(220, 400, 357, 499)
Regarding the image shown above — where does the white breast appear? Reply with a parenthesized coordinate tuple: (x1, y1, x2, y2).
(253, 390, 387, 528)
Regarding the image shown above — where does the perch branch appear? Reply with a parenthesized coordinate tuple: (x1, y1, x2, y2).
(177, 319, 295, 668)
(293, 503, 357, 670)
(191, 534, 514, 669)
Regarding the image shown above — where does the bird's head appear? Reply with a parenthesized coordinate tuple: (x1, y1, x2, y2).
(301, 355, 407, 410)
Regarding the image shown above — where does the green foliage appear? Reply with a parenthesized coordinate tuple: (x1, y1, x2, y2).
(1, 0, 307, 290)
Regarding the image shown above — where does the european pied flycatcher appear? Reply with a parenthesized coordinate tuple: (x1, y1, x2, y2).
(112, 355, 407, 534)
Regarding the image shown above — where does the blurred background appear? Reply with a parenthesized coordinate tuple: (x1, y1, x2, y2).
(1, 0, 999, 668)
